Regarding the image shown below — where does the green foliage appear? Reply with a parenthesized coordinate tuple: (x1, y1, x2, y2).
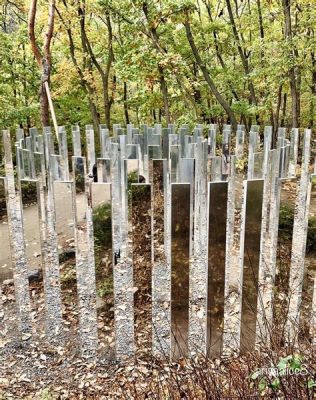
(277, 354, 304, 374)
(278, 204, 295, 241)
(127, 170, 140, 203)
(92, 202, 113, 298)
(279, 204, 316, 253)
(250, 354, 312, 394)
(93, 202, 112, 248)
(0, 1, 316, 129)
(20, 180, 38, 204)
(97, 277, 113, 298)
(37, 388, 55, 400)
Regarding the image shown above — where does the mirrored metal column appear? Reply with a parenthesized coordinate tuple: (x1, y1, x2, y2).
(287, 130, 311, 343)
(222, 157, 245, 356)
(2, 130, 31, 338)
(221, 142, 231, 181)
(42, 136, 64, 340)
(298, 175, 315, 343)
(253, 152, 264, 179)
(272, 176, 297, 343)
(113, 158, 137, 360)
(247, 131, 259, 180)
(210, 156, 222, 182)
(235, 130, 245, 159)
(170, 145, 179, 183)
(20, 179, 42, 276)
(72, 125, 81, 157)
(240, 179, 264, 352)
(208, 128, 216, 157)
(0, 177, 12, 282)
(0, 176, 8, 340)
(90, 182, 115, 359)
(171, 183, 191, 359)
(85, 126, 96, 175)
(132, 183, 152, 355)
(57, 127, 69, 181)
(189, 140, 208, 355)
(207, 181, 228, 356)
(53, 180, 77, 322)
(97, 158, 111, 183)
(289, 128, 299, 176)
(255, 132, 276, 346)
(151, 159, 170, 356)
(72, 156, 98, 358)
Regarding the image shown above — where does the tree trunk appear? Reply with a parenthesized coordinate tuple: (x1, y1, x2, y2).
(28, 0, 55, 128)
(103, 87, 111, 129)
(39, 82, 49, 126)
(226, 0, 257, 107)
(78, 4, 114, 128)
(206, 5, 239, 102)
(282, 0, 300, 128)
(40, 60, 50, 126)
(88, 98, 100, 134)
(159, 65, 171, 124)
(281, 92, 287, 127)
(56, 5, 97, 128)
(310, 51, 316, 128)
(272, 85, 283, 147)
(123, 81, 130, 125)
(184, 18, 237, 130)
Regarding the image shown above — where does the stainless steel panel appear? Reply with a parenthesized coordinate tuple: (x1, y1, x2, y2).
(91, 182, 114, 358)
(207, 181, 228, 356)
(0, 177, 12, 282)
(20, 180, 42, 274)
(131, 183, 152, 354)
(171, 183, 191, 358)
(240, 179, 264, 351)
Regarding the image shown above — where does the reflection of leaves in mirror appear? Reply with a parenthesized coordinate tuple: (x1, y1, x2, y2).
(278, 204, 294, 241)
(93, 202, 112, 247)
(0, 180, 6, 221)
(93, 202, 113, 300)
(21, 181, 37, 206)
(75, 173, 85, 193)
(127, 170, 139, 204)
(279, 204, 316, 253)
(307, 216, 316, 253)
(98, 277, 113, 298)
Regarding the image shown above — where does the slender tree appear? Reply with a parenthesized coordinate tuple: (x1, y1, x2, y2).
(55, 1, 100, 133)
(282, 0, 301, 128)
(78, 4, 114, 128)
(184, 12, 237, 130)
(28, 0, 55, 127)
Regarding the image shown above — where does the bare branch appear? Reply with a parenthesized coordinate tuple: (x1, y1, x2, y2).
(44, 0, 56, 62)
(28, 0, 42, 66)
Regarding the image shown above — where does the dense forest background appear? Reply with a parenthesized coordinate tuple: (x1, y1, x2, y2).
(0, 0, 315, 134)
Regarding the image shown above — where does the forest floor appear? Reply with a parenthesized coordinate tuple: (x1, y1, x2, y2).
(0, 273, 315, 399)
(0, 183, 315, 399)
